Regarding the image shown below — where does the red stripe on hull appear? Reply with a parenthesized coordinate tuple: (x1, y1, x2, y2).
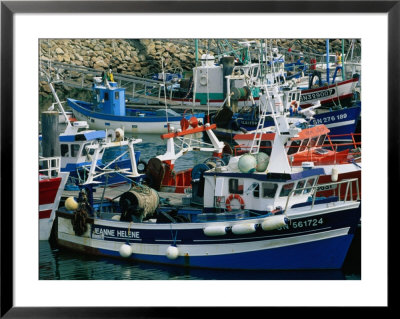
(301, 78, 358, 94)
(39, 209, 52, 219)
(39, 177, 62, 205)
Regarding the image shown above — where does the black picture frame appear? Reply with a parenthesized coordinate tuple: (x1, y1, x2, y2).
(1, 1, 396, 317)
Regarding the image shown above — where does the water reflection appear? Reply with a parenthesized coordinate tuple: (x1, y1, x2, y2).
(40, 241, 359, 281)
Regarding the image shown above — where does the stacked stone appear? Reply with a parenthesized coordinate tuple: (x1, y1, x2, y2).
(39, 38, 361, 99)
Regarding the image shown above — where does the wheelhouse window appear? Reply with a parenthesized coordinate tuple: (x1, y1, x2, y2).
(295, 180, 306, 195)
(115, 91, 119, 100)
(61, 144, 69, 157)
(304, 178, 316, 194)
(104, 92, 109, 101)
(82, 143, 95, 156)
(70, 144, 81, 157)
(262, 183, 278, 198)
(287, 140, 301, 155)
(229, 179, 244, 194)
(280, 182, 295, 197)
(253, 184, 260, 198)
(299, 139, 309, 152)
(317, 134, 326, 146)
(309, 137, 318, 148)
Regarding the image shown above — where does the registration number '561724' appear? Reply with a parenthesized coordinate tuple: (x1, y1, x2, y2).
(277, 217, 324, 230)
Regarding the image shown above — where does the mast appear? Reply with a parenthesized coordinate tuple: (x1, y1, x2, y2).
(326, 39, 330, 84)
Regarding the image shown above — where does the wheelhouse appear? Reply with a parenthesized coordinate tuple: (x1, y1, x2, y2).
(59, 130, 106, 171)
(203, 168, 323, 214)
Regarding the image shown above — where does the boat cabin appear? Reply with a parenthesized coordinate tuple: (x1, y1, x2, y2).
(59, 122, 106, 172)
(202, 167, 323, 214)
(92, 79, 126, 116)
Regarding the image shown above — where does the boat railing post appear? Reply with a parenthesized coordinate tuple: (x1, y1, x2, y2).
(343, 181, 350, 203)
(128, 139, 139, 177)
(356, 179, 360, 201)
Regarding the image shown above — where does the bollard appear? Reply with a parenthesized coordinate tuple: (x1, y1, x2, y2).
(41, 111, 60, 158)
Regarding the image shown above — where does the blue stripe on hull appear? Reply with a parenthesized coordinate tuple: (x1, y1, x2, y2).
(98, 233, 354, 270)
(67, 98, 205, 123)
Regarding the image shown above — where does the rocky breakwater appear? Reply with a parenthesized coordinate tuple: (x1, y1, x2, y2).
(39, 38, 360, 108)
(39, 39, 206, 105)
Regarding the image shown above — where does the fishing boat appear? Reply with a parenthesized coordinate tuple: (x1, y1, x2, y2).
(39, 156, 69, 240)
(233, 107, 361, 200)
(66, 76, 205, 134)
(54, 84, 360, 270)
(212, 84, 361, 143)
(59, 122, 143, 188)
(40, 79, 143, 188)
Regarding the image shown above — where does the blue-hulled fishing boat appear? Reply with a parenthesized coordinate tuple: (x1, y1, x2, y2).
(54, 83, 360, 270)
(67, 76, 205, 134)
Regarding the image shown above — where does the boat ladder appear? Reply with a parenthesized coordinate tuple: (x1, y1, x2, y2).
(249, 87, 274, 154)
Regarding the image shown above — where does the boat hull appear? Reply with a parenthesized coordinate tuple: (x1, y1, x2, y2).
(299, 77, 359, 108)
(56, 203, 360, 270)
(217, 105, 361, 143)
(39, 172, 69, 240)
(67, 99, 205, 134)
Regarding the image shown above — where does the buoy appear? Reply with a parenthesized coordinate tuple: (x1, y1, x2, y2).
(111, 215, 121, 221)
(331, 167, 339, 182)
(261, 215, 288, 231)
(227, 156, 240, 172)
(119, 243, 132, 258)
(65, 197, 78, 211)
(166, 245, 179, 260)
(189, 116, 198, 128)
(231, 223, 257, 235)
(238, 154, 257, 173)
(255, 152, 269, 172)
(203, 226, 227, 236)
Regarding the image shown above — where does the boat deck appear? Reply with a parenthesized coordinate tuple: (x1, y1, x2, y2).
(61, 183, 186, 207)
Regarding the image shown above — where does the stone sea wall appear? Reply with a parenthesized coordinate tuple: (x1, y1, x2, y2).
(39, 38, 361, 103)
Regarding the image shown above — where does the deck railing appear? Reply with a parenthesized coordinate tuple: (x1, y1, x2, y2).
(39, 156, 61, 177)
(283, 177, 360, 213)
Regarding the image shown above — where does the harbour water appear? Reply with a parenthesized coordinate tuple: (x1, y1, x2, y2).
(39, 132, 361, 281)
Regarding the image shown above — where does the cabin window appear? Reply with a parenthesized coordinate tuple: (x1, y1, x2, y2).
(104, 92, 109, 101)
(70, 144, 81, 157)
(229, 179, 244, 195)
(304, 178, 316, 194)
(287, 140, 301, 155)
(260, 141, 272, 156)
(299, 138, 309, 152)
(115, 91, 119, 100)
(82, 143, 95, 156)
(95, 90, 100, 103)
(253, 184, 260, 198)
(280, 182, 295, 197)
(309, 137, 318, 147)
(317, 134, 326, 146)
(61, 144, 69, 157)
(252, 66, 259, 78)
(295, 180, 306, 195)
(262, 183, 278, 198)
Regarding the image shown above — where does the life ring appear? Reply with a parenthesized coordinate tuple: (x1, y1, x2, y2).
(200, 75, 208, 86)
(225, 194, 245, 211)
